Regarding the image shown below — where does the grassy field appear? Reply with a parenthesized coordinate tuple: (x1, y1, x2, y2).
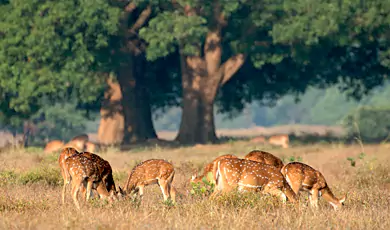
(0, 140, 389, 229)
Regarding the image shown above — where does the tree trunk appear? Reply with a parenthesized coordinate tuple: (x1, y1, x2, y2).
(117, 56, 157, 144)
(98, 58, 157, 145)
(98, 77, 124, 145)
(175, 52, 219, 144)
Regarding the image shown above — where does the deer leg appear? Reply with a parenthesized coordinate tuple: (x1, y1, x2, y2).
(309, 189, 319, 208)
(158, 180, 169, 201)
(85, 180, 93, 201)
(71, 179, 82, 210)
(62, 179, 69, 205)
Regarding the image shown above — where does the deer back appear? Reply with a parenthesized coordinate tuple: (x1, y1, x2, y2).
(215, 158, 286, 190)
(79, 151, 116, 192)
(192, 154, 238, 183)
(45, 140, 65, 153)
(125, 159, 174, 190)
(281, 162, 327, 190)
(64, 154, 101, 182)
(244, 150, 284, 170)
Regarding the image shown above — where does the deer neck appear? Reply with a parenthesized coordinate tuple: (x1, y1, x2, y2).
(320, 186, 341, 208)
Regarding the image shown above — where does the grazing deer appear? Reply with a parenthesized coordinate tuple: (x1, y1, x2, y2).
(281, 162, 346, 210)
(191, 154, 238, 184)
(244, 150, 284, 170)
(64, 153, 117, 209)
(212, 158, 297, 203)
(59, 148, 117, 204)
(44, 140, 65, 153)
(78, 151, 117, 200)
(121, 159, 176, 203)
(268, 134, 289, 148)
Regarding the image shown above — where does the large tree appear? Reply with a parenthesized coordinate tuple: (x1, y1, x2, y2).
(140, 0, 390, 144)
(0, 0, 180, 145)
(0, 0, 119, 131)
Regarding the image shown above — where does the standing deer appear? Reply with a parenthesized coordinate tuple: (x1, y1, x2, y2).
(120, 159, 176, 203)
(59, 147, 117, 204)
(64, 153, 118, 209)
(191, 154, 238, 184)
(244, 150, 284, 170)
(212, 158, 297, 203)
(268, 134, 289, 148)
(281, 162, 346, 210)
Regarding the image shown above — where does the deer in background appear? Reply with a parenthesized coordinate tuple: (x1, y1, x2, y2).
(212, 158, 297, 203)
(191, 154, 238, 184)
(64, 153, 118, 209)
(120, 159, 176, 203)
(244, 150, 284, 170)
(268, 134, 289, 148)
(281, 162, 346, 210)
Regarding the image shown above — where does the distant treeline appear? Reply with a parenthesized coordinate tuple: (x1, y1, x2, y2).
(153, 83, 390, 131)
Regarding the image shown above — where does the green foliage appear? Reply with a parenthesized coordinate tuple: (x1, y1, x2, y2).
(343, 106, 390, 142)
(0, 0, 121, 120)
(139, 11, 207, 60)
(0, 167, 61, 186)
(190, 174, 215, 198)
(18, 167, 61, 186)
(29, 101, 93, 143)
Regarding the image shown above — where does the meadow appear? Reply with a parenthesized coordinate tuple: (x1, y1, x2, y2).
(0, 139, 389, 230)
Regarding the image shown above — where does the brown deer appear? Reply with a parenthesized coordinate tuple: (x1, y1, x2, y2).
(64, 153, 117, 209)
(268, 134, 289, 148)
(59, 147, 117, 204)
(64, 134, 89, 152)
(120, 159, 176, 203)
(244, 150, 284, 170)
(281, 162, 346, 210)
(212, 158, 297, 203)
(191, 154, 238, 184)
(44, 140, 65, 153)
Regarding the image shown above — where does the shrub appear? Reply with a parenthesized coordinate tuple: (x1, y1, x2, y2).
(343, 106, 390, 142)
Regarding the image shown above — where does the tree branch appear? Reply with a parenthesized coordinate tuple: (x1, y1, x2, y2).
(219, 54, 246, 85)
(128, 5, 152, 35)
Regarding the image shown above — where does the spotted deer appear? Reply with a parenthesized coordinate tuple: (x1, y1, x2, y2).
(120, 159, 176, 203)
(268, 134, 289, 148)
(281, 162, 346, 210)
(212, 158, 297, 203)
(191, 154, 238, 184)
(64, 153, 117, 209)
(244, 150, 284, 170)
(59, 147, 117, 205)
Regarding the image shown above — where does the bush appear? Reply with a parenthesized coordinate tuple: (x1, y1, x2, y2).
(343, 106, 390, 142)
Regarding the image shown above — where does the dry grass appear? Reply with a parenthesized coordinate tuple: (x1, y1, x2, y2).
(1, 140, 390, 230)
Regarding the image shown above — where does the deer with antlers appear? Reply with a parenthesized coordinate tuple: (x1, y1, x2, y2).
(244, 150, 284, 170)
(190, 154, 238, 184)
(120, 159, 176, 203)
(59, 147, 118, 206)
(212, 158, 297, 203)
(281, 162, 346, 210)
